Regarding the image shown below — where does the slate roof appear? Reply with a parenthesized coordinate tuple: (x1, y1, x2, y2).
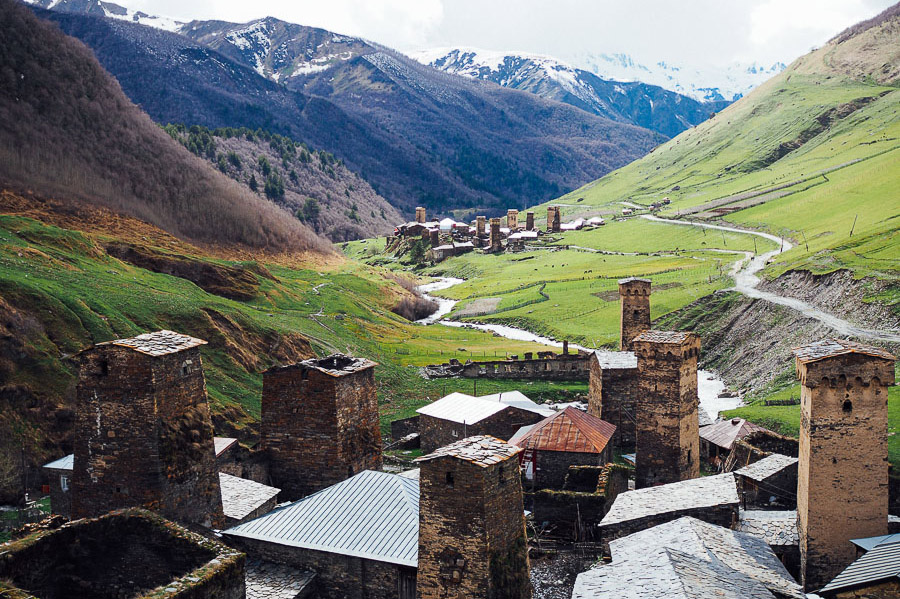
(509, 407, 616, 454)
(600, 473, 739, 527)
(633, 330, 695, 345)
(737, 510, 799, 547)
(245, 559, 315, 599)
(736, 454, 798, 482)
(572, 546, 779, 599)
(819, 539, 900, 594)
(700, 418, 771, 451)
(223, 470, 419, 567)
(416, 391, 552, 424)
(98, 330, 206, 356)
(214, 437, 238, 457)
(43, 454, 74, 471)
(292, 354, 376, 377)
(609, 516, 803, 598)
(793, 338, 896, 364)
(619, 277, 651, 285)
(219, 473, 281, 523)
(415, 435, 522, 468)
(593, 350, 638, 370)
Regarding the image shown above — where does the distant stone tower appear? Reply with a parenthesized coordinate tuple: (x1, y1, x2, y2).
(476, 216, 486, 236)
(619, 277, 651, 351)
(633, 330, 700, 488)
(547, 206, 561, 232)
(489, 217, 503, 252)
(415, 207, 427, 223)
(794, 339, 895, 590)
(430, 229, 440, 248)
(71, 331, 224, 528)
(507, 209, 519, 230)
(416, 436, 532, 599)
(525, 211, 534, 231)
(262, 354, 382, 500)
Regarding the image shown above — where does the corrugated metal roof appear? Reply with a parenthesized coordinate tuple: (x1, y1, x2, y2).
(98, 330, 206, 356)
(852, 534, 900, 552)
(415, 435, 522, 468)
(793, 338, 895, 364)
(416, 391, 552, 424)
(819, 540, 900, 594)
(510, 407, 616, 454)
(223, 470, 418, 567)
(700, 418, 770, 450)
(43, 454, 73, 471)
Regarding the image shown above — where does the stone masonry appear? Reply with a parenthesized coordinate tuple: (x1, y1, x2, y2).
(525, 211, 534, 231)
(489, 218, 503, 252)
(546, 206, 561, 233)
(71, 331, 224, 528)
(507, 209, 519, 230)
(416, 436, 532, 599)
(588, 352, 639, 448)
(633, 330, 701, 489)
(416, 207, 427, 223)
(794, 339, 896, 590)
(618, 278, 651, 351)
(430, 229, 440, 248)
(477, 216, 486, 236)
(261, 354, 382, 500)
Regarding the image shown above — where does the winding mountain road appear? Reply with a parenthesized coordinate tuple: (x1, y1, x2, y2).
(641, 215, 900, 343)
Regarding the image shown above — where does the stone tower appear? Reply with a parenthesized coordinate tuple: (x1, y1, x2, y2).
(416, 207, 427, 223)
(489, 217, 503, 252)
(262, 354, 382, 500)
(794, 339, 895, 590)
(430, 229, 440, 248)
(633, 330, 700, 488)
(619, 278, 651, 351)
(71, 331, 224, 528)
(525, 211, 534, 231)
(547, 206, 561, 232)
(416, 436, 532, 599)
(507, 209, 519, 230)
(476, 215, 486, 236)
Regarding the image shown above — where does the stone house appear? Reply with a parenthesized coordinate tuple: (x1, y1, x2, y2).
(588, 350, 638, 448)
(224, 470, 419, 599)
(599, 472, 740, 550)
(219, 472, 280, 527)
(509, 407, 617, 490)
(42, 453, 73, 519)
(416, 391, 553, 453)
(700, 417, 772, 460)
(737, 509, 801, 579)
(734, 453, 799, 508)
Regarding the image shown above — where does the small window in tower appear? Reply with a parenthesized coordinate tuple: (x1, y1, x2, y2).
(99, 359, 109, 376)
(687, 449, 692, 464)
(60, 475, 69, 492)
(446, 471, 454, 488)
(843, 400, 853, 413)
(498, 465, 504, 484)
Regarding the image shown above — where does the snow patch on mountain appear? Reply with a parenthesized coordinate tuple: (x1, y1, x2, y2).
(224, 20, 273, 77)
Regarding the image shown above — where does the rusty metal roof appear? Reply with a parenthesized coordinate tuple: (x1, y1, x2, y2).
(415, 435, 522, 468)
(793, 338, 896, 364)
(700, 418, 770, 451)
(98, 330, 207, 356)
(633, 330, 695, 345)
(510, 407, 616, 454)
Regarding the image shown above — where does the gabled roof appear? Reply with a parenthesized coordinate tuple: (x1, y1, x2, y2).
(219, 473, 281, 523)
(608, 516, 804, 599)
(43, 454, 73, 471)
(416, 391, 552, 424)
(415, 435, 522, 468)
(820, 539, 900, 594)
(573, 546, 779, 599)
(223, 470, 419, 567)
(633, 330, 695, 345)
(793, 338, 895, 364)
(735, 454, 798, 482)
(852, 533, 900, 552)
(97, 330, 206, 356)
(601, 473, 739, 527)
(214, 437, 238, 457)
(509, 407, 616, 454)
(700, 418, 770, 451)
(592, 350, 638, 370)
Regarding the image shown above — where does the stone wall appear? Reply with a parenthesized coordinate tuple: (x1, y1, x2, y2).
(531, 450, 608, 491)
(419, 407, 545, 454)
(633, 333, 701, 489)
(440, 354, 590, 381)
(797, 351, 894, 590)
(830, 580, 900, 599)
(228, 536, 406, 599)
(724, 431, 799, 472)
(72, 345, 224, 528)
(588, 359, 639, 449)
(261, 355, 382, 500)
(738, 463, 798, 509)
(391, 416, 420, 442)
(417, 452, 531, 599)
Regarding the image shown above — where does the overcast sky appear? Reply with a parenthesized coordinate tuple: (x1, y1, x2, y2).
(117, 0, 895, 67)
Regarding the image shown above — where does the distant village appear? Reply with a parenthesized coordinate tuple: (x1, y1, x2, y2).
(0, 277, 897, 599)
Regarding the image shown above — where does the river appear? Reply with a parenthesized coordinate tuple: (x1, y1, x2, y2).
(416, 277, 740, 420)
